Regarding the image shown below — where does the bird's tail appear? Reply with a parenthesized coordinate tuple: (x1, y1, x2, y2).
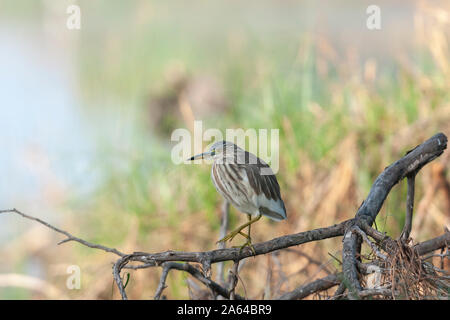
(259, 203, 287, 221)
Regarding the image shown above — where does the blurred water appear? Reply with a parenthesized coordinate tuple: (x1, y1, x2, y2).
(0, 26, 93, 241)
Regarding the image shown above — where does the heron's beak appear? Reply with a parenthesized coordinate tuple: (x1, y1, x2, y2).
(187, 152, 211, 161)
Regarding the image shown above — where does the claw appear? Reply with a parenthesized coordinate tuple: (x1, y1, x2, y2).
(233, 239, 256, 255)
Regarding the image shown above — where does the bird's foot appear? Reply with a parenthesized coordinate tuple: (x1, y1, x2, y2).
(232, 239, 256, 256)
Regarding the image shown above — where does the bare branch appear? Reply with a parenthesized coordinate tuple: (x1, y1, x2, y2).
(113, 255, 130, 300)
(330, 282, 346, 300)
(342, 230, 362, 299)
(341, 132, 447, 296)
(415, 231, 450, 256)
(356, 132, 447, 226)
(154, 263, 172, 299)
(278, 273, 341, 300)
(401, 173, 416, 241)
(0, 208, 125, 257)
(228, 260, 240, 300)
(129, 221, 349, 266)
(352, 226, 387, 260)
(153, 262, 243, 300)
(216, 201, 229, 285)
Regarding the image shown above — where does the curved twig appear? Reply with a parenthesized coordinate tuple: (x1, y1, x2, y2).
(0, 208, 125, 257)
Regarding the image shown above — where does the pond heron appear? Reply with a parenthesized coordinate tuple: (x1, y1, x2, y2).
(188, 141, 287, 252)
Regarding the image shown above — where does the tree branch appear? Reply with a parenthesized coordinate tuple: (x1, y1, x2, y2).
(278, 273, 341, 300)
(153, 262, 244, 300)
(342, 230, 362, 299)
(355, 132, 447, 226)
(0, 208, 125, 257)
(415, 230, 450, 256)
(216, 201, 229, 286)
(341, 132, 447, 296)
(401, 173, 416, 241)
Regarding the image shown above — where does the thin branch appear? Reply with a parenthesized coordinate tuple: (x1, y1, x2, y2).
(415, 231, 450, 256)
(153, 262, 243, 300)
(154, 263, 172, 299)
(352, 226, 387, 260)
(401, 173, 416, 241)
(421, 252, 450, 261)
(271, 252, 289, 296)
(113, 255, 130, 300)
(216, 201, 229, 286)
(228, 260, 240, 300)
(0, 208, 125, 257)
(330, 282, 346, 300)
(278, 273, 341, 300)
(284, 248, 333, 274)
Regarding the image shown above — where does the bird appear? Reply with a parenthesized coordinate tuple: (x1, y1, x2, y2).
(188, 140, 287, 252)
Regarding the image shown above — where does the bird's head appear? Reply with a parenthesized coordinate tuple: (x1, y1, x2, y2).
(187, 141, 242, 161)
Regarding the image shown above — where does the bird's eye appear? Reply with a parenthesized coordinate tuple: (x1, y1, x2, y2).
(211, 150, 216, 156)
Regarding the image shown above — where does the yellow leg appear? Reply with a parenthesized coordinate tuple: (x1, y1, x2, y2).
(233, 214, 257, 255)
(217, 214, 261, 251)
(236, 215, 253, 239)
